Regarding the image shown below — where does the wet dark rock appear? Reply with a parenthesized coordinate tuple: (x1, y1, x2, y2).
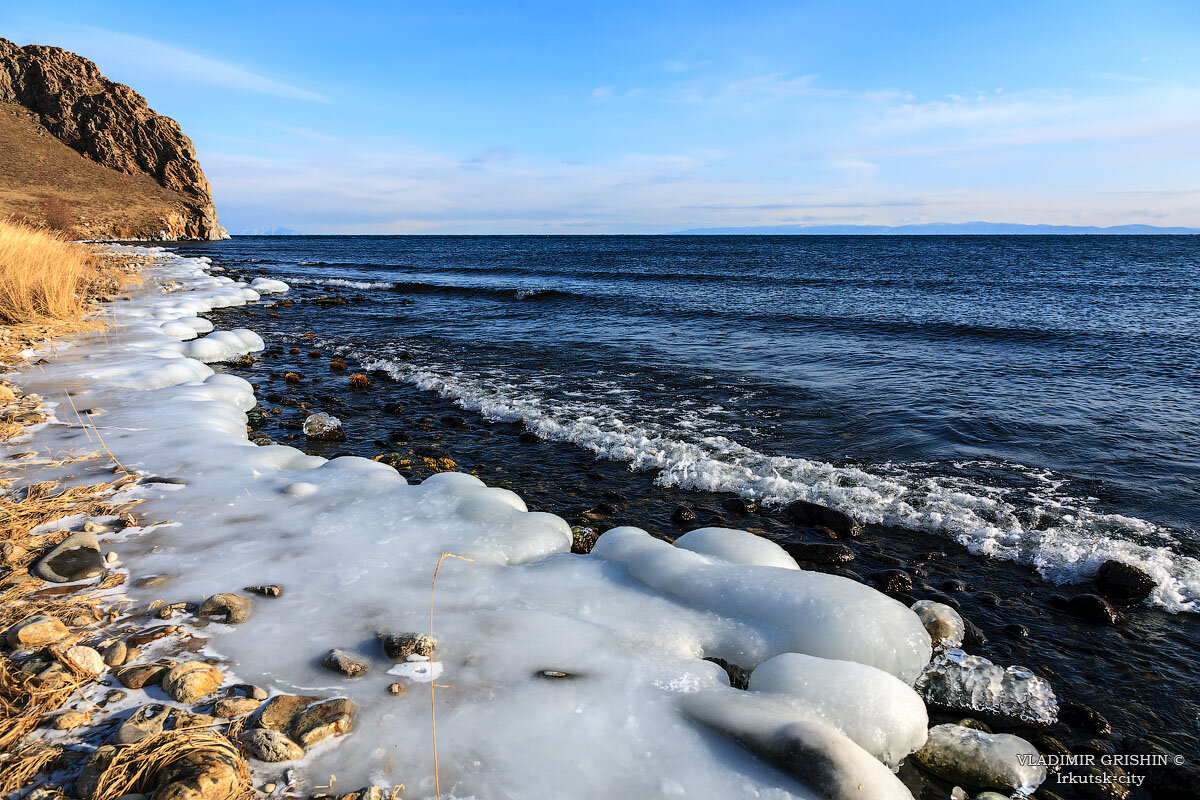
(784, 499, 862, 537)
(720, 497, 758, 515)
(571, 526, 600, 554)
(198, 592, 252, 624)
(869, 569, 914, 596)
(1066, 594, 1118, 625)
(782, 541, 855, 564)
(322, 648, 371, 678)
(1059, 701, 1111, 735)
(380, 632, 436, 660)
(974, 591, 1002, 607)
(942, 579, 968, 593)
(671, 505, 698, 525)
(517, 431, 541, 444)
(441, 414, 466, 427)
(388, 430, 412, 443)
(1094, 560, 1156, 602)
(962, 617, 988, 647)
(827, 568, 865, 583)
(1003, 623, 1030, 638)
(33, 532, 104, 583)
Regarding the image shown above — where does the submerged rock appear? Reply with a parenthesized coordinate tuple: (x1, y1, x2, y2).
(33, 532, 104, 582)
(241, 729, 305, 762)
(1066, 593, 1119, 624)
(784, 500, 862, 536)
(1094, 560, 1156, 602)
(303, 412, 346, 441)
(916, 650, 1058, 726)
(671, 505, 698, 525)
(781, 541, 855, 564)
(913, 723, 1046, 794)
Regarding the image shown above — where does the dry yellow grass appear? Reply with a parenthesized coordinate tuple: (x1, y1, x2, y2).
(0, 218, 109, 325)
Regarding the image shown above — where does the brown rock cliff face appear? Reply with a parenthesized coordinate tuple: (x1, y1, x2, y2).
(0, 37, 227, 240)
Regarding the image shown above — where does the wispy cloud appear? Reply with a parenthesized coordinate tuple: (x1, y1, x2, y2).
(28, 28, 330, 102)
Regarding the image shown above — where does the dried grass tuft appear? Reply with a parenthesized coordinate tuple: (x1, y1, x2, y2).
(0, 739, 64, 795)
(84, 727, 253, 800)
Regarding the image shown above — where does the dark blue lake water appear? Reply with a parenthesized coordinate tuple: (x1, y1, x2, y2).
(176, 234, 1200, 611)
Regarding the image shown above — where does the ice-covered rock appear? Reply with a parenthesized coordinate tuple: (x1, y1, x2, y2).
(748, 652, 928, 767)
(593, 527, 933, 683)
(911, 600, 965, 648)
(674, 527, 800, 570)
(682, 692, 916, 800)
(249, 277, 290, 294)
(916, 650, 1057, 726)
(303, 412, 345, 441)
(913, 723, 1046, 794)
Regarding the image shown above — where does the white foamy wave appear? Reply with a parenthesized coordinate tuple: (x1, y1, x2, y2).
(288, 277, 395, 290)
(358, 352, 1200, 613)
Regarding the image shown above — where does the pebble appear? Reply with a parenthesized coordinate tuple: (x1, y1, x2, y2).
(380, 632, 436, 660)
(115, 703, 171, 745)
(162, 660, 224, 703)
(322, 648, 372, 678)
(289, 698, 357, 748)
(33, 532, 105, 582)
(198, 592, 252, 624)
(241, 729, 306, 762)
(105, 551, 118, 563)
(5, 614, 69, 648)
(213, 696, 263, 718)
(63, 645, 105, 675)
(670, 505, 698, 524)
(245, 584, 283, 598)
(386, 683, 405, 695)
(52, 710, 91, 730)
(103, 641, 129, 667)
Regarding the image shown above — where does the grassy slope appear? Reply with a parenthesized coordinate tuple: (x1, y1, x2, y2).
(0, 104, 202, 239)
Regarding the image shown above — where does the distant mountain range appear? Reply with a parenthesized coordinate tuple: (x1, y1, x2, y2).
(677, 222, 1200, 235)
(237, 226, 301, 236)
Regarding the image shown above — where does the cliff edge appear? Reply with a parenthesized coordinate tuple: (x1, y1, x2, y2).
(0, 37, 227, 240)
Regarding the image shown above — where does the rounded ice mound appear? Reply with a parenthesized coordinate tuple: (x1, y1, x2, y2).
(592, 527, 933, 682)
(914, 723, 1046, 794)
(674, 527, 799, 570)
(748, 652, 928, 767)
(249, 277, 290, 294)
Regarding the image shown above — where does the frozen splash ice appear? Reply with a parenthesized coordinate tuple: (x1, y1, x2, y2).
(915, 650, 1058, 726)
(5, 246, 937, 799)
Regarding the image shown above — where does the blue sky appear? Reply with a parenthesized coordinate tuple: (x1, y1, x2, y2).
(5, 1, 1200, 233)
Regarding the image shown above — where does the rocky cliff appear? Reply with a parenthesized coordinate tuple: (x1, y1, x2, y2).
(0, 37, 227, 240)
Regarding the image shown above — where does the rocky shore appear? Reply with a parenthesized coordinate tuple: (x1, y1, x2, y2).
(2, 247, 1197, 800)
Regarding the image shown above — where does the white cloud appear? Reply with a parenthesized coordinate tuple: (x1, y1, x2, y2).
(21, 28, 329, 102)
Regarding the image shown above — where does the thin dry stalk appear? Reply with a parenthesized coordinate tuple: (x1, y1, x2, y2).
(0, 739, 63, 794)
(429, 551, 473, 800)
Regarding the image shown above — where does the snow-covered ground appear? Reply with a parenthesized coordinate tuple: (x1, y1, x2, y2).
(6, 248, 939, 799)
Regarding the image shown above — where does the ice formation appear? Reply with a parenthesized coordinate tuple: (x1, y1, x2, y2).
(748, 652, 928, 767)
(916, 650, 1058, 726)
(915, 724, 1046, 794)
(910, 599, 965, 649)
(6, 247, 944, 799)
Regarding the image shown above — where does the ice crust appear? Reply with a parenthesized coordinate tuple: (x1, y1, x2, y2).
(916, 650, 1058, 726)
(7, 247, 937, 799)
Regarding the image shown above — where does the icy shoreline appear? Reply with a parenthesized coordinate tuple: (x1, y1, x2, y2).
(3, 247, 1066, 799)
